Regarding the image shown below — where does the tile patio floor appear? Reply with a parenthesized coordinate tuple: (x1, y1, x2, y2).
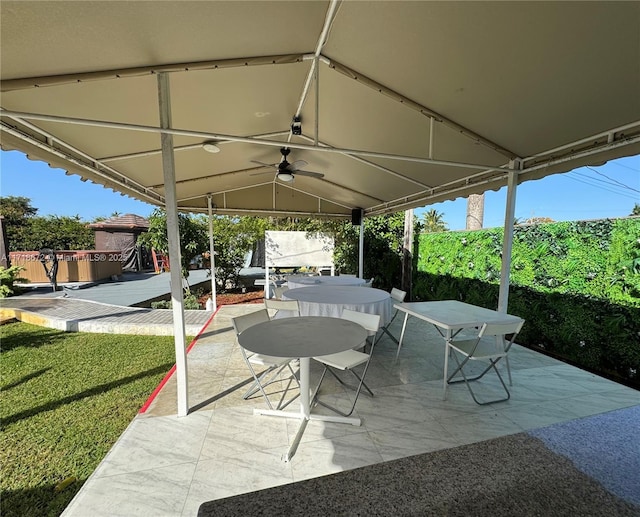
(61, 304, 639, 517)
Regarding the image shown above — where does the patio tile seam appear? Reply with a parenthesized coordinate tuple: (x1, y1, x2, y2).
(95, 459, 200, 481)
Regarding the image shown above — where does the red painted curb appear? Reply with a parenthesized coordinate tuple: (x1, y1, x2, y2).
(139, 305, 221, 413)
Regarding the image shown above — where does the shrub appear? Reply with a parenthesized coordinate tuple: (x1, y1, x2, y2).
(414, 217, 640, 388)
(0, 265, 26, 297)
(151, 292, 202, 310)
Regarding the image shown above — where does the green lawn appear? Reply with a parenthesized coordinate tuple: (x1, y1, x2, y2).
(0, 322, 182, 517)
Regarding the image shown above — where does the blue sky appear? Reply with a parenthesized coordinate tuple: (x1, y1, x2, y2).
(1, 149, 638, 230)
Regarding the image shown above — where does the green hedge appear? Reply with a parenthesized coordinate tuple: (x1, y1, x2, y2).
(414, 218, 640, 388)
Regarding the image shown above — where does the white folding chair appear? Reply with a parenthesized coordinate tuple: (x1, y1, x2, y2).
(272, 285, 289, 299)
(264, 297, 299, 318)
(380, 287, 407, 347)
(444, 319, 524, 405)
(362, 277, 374, 288)
(311, 309, 380, 417)
(231, 309, 299, 410)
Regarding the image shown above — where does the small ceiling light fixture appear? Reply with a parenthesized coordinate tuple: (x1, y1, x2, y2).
(202, 141, 220, 153)
(277, 172, 294, 182)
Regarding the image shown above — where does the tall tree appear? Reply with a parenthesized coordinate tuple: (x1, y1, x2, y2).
(0, 196, 38, 222)
(0, 197, 93, 251)
(208, 215, 266, 290)
(0, 196, 37, 251)
(525, 216, 555, 224)
(402, 209, 414, 298)
(27, 215, 94, 250)
(422, 209, 448, 233)
(137, 208, 209, 279)
(631, 203, 640, 216)
(465, 193, 485, 230)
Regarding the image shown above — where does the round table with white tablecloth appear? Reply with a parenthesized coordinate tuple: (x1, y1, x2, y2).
(285, 275, 366, 290)
(282, 285, 392, 328)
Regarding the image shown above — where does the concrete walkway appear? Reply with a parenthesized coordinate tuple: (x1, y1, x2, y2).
(0, 297, 213, 336)
(11, 269, 212, 307)
(1, 269, 215, 335)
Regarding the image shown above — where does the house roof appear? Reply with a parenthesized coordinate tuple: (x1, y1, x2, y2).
(1, 1, 639, 220)
(88, 213, 149, 230)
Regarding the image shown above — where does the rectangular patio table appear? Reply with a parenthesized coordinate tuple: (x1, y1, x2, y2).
(393, 300, 524, 397)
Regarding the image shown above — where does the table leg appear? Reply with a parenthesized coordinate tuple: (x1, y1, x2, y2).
(299, 357, 311, 418)
(394, 312, 410, 362)
(283, 418, 308, 462)
(255, 357, 360, 461)
(255, 358, 312, 419)
(442, 329, 452, 399)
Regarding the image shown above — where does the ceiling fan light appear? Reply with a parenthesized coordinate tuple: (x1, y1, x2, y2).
(202, 141, 220, 153)
(278, 172, 294, 182)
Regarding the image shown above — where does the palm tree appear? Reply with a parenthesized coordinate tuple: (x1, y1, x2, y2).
(465, 193, 484, 230)
(422, 209, 448, 233)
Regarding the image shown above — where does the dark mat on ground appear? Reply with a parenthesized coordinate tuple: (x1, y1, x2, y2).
(198, 407, 640, 517)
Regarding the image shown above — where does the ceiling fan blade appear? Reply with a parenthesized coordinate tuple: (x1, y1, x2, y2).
(289, 160, 308, 171)
(250, 160, 276, 168)
(250, 159, 278, 175)
(295, 170, 325, 179)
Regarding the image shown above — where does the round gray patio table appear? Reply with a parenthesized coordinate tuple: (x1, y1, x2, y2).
(238, 316, 367, 462)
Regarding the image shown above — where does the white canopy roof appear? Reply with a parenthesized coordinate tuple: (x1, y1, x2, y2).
(1, 1, 639, 219)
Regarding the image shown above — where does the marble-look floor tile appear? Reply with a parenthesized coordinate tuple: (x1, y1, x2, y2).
(404, 379, 500, 418)
(543, 364, 628, 392)
(513, 369, 594, 399)
(436, 411, 524, 445)
(62, 462, 195, 517)
(354, 384, 440, 432)
(199, 406, 291, 460)
(554, 389, 640, 418)
(369, 419, 460, 461)
(289, 432, 384, 481)
(382, 356, 445, 384)
(285, 409, 368, 444)
(96, 412, 212, 477)
(181, 451, 294, 516)
(500, 400, 583, 430)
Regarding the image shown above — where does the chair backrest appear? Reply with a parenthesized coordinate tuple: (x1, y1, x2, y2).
(231, 309, 270, 335)
(390, 287, 407, 302)
(479, 320, 524, 340)
(341, 309, 381, 336)
(362, 279, 373, 288)
(264, 298, 300, 317)
(273, 286, 289, 299)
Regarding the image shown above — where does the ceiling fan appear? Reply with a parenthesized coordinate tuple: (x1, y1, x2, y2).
(251, 147, 324, 182)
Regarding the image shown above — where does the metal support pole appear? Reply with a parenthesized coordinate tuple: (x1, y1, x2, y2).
(207, 195, 217, 312)
(497, 160, 520, 313)
(402, 209, 413, 299)
(358, 215, 364, 278)
(157, 72, 189, 417)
